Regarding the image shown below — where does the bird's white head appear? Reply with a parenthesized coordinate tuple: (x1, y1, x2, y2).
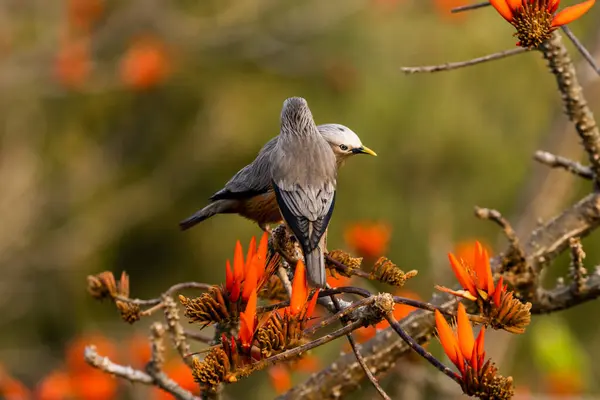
(318, 124, 377, 165)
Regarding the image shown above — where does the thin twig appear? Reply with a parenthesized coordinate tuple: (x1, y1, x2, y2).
(451, 1, 490, 13)
(474, 207, 527, 273)
(303, 296, 376, 336)
(251, 319, 364, 371)
(114, 281, 212, 307)
(534, 150, 594, 180)
(325, 254, 371, 279)
(568, 237, 587, 295)
(330, 294, 391, 400)
(166, 282, 213, 296)
(84, 346, 200, 400)
(384, 314, 461, 385)
(162, 294, 192, 367)
(149, 322, 167, 367)
(561, 26, 600, 76)
(392, 296, 487, 324)
(141, 302, 166, 316)
(184, 329, 213, 344)
(401, 48, 528, 74)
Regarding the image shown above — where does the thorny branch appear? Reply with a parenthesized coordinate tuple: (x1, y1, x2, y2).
(283, 30, 600, 399)
(81, 13, 600, 400)
(541, 32, 600, 186)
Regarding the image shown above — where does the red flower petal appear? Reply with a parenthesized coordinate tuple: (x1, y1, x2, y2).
(241, 255, 259, 302)
(305, 288, 320, 319)
(225, 260, 234, 294)
(493, 276, 504, 308)
(448, 253, 478, 298)
(291, 261, 308, 316)
(233, 240, 245, 283)
(490, 0, 515, 22)
(435, 310, 460, 367)
(245, 236, 256, 274)
(552, 0, 595, 27)
(474, 242, 495, 295)
(456, 303, 475, 361)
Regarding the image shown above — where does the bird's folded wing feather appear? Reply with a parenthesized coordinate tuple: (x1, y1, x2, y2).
(272, 181, 335, 251)
(210, 137, 277, 201)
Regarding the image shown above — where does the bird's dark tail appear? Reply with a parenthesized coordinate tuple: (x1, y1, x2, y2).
(179, 200, 234, 231)
(304, 246, 326, 288)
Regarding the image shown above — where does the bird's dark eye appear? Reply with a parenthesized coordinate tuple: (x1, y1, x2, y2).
(339, 144, 349, 151)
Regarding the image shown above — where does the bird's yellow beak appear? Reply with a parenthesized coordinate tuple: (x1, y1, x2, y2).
(353, 145, 377, 156)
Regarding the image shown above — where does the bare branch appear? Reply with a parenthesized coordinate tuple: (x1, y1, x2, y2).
(532, 269, 600, 313)
(534, 150, 593, 180)
(400, 48, 528, 74)
(162, 294, 192, 366)
(541, 31, 600, 186)
(84, 345, 200, 400)
(85, 345, 154, 384)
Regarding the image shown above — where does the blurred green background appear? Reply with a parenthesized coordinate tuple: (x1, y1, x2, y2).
(1, 0, 600, 398)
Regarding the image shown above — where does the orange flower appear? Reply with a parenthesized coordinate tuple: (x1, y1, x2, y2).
(326, 271, 352, 288)
(293, 354, 322, 373)
(120, 35, 170, 90)
(268, 365, 292, 394)
(434, 0, 468, 20)
(154, 360, 197, 400)
(71, 370, 118, 400)
(67, 0, 104, 32)
(436, 241, 503, 306)
(54, 37, 91, 89)
(0, 365, 31, 400)
(225, 233, 268, 304)
(66, 333, 117, 373)
(126, 333, 152, 368)
(239, 289, 257, 352)
(289, 260, 319, 319)
(344, 221, 391, 259)
(435, 304, 485, 377)
(37, 370, 74, 400)
(490, 0, 595, 48)
(435, 305, 514, 397)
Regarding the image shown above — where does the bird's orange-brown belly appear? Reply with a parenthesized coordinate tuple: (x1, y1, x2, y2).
(238, 190, 282, 225)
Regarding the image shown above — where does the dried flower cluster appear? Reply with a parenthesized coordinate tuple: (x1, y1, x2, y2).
(370, 257, 418, 287)
(87, 271, 141, 323)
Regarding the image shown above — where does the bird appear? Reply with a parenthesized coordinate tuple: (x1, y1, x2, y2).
(179, 124, 376, 232)
(270, 97, 338, 288)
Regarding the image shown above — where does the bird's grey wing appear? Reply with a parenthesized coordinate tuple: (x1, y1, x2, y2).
(210, 136, 277, 201)
(272, 182, 335, 251)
